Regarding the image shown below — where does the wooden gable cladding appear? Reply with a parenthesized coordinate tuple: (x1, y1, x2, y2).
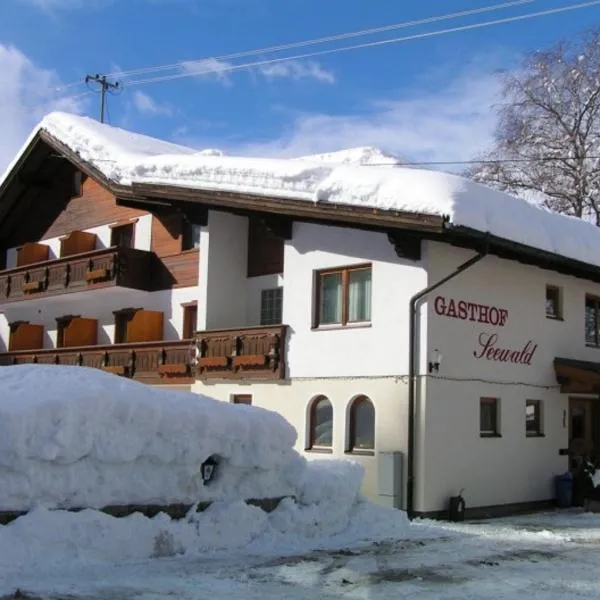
(9, 322, 44, 351)
(45, 178, 146, 239)
(16, 242, 49, 267)
(151, 212, 184, 257)
(247, 216, 285, 278)
(150, 213, 200, 288)
(59, 317, 98, 348)
(60, 230, 97, 257)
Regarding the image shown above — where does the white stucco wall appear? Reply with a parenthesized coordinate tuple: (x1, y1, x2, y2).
(0, 285, 200, 349)
(283, 222, 428, 379)
(193, 377, 409, 504)
(5, 215, 152, 268)
(201, 211, 249, 330)
(420, 241, 600, 513)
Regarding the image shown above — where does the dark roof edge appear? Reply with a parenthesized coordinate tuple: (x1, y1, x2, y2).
(444, 225, 600, 285)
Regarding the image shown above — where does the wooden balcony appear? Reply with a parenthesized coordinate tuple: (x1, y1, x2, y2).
(0, 247, 159, 303)
(0, 340, 196, 384)
(196, 325, 287, 381)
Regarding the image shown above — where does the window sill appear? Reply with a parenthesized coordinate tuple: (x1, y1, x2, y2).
(345, 449, 375, 457)
(305, 447, 333, 454)
(480, 433, 502, 438)
(312, 322, 372, 332)
(545, 315, 563, 321)
(526, 433, 545, 438)
(586, 343, 600, 349)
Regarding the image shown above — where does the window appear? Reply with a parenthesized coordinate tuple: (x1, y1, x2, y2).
(315, 265, 372, 327)
(526, 400, 543, 436)
(182, 222, 202, 251)
(182, 303, 198, 339)
(348, 396, 375, 453)
(260, 287, 283, 325)
(232, 394, 252, 405)
(586, 296, 600, 347)
(546, 286, 561, 319)
(110, 223, 134, 249)
(480, 397, 499, 437)
(308, 396, 333, 450)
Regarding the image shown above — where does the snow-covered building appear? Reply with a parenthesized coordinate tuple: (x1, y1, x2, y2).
(2, 112, 600, 518)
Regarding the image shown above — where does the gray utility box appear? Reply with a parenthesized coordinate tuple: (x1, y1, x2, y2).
(377, 451, 404, 509)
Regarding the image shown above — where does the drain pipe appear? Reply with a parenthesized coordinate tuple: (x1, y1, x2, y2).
(406, 247, 488, 518)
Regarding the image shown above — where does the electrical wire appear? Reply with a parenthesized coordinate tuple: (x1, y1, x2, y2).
(363, 156, 600, 168)
(121, 0, 600, 88)
(98, 0, 537, 81)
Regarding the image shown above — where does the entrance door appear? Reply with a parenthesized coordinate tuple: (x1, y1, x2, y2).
(569, 398, 597, 471)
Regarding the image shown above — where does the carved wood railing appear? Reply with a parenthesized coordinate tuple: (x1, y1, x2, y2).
(0, 340, 196, 383)
(196, 325, 287, 380)
(0, 246, 156, 302)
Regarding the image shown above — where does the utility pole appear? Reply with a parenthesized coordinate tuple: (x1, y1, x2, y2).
(85, 74, 120, 123)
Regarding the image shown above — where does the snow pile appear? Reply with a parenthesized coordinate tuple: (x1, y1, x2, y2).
(0, 363, 414, 579)
(9, 111, 600, 271)
(0, 364, 305, 511)
(0, 462, 411, 579)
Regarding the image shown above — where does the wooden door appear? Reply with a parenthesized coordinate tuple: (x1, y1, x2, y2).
(569, 398, 597, 471)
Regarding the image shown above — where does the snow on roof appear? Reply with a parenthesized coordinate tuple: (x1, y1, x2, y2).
(6, 111, 600, 271)
(298, 146, 402, 166)
(0, 364, 305, 511)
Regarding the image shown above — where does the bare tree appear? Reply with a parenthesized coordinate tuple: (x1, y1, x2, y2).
(470, 29, 600, 224)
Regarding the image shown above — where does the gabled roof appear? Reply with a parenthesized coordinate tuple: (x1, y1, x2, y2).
(4, 112, 600, 283)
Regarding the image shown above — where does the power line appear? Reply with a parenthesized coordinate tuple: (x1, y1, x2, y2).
(98, 0, 536, 82)
(364, 155, 600, 168)
(84, 74, 120, 123)
(122, 0, 600, 88)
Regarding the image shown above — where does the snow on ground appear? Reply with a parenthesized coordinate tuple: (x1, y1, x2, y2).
(0, 364, 308, 510)
(6, 112, 600, 272)
(4, 509, 600, 599)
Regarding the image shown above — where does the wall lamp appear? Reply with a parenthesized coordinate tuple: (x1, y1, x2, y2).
(428, 349, 443, 374)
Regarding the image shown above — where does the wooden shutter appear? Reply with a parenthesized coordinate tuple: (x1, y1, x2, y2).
(247, 217, 284, 277)
(63, 317, 98, 347)
(9, 322, 44, 351)
(127, 310, 164, 343)
(16, 243, 49, 267)
(60, 231, 97, 257)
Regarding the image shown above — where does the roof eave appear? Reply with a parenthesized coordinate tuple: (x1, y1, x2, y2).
(130, 181, 447, 233)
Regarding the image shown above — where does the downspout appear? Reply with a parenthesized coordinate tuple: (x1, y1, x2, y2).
(407, 245, 488, 518)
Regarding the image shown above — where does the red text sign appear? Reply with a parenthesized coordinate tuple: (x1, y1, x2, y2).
(434, 295, 508, 327)
(473, 332, 537, 365)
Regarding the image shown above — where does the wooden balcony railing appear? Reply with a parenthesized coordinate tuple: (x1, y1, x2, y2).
(0, 247, 158, 303)
(196, 325, 287, 381)
(0, 340, 196, 384)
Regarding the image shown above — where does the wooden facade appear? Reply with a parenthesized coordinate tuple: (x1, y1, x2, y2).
(0, 339, 196, 384)
(0, 246, 159, 302)
(196, 325, 287, 381)
(45, 178, 145, 239)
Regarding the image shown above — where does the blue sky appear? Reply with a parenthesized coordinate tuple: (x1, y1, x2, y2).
(1, 0, 599, 170)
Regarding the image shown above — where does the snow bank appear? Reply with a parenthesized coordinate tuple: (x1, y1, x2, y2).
(0, 364, 305, 511)
(14, 111, 600, 272)
(0, 463, 411, 579)
(0, 364, 415, 585)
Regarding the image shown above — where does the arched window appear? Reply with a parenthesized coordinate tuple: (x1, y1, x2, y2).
(308, 395, 333, 449)
(348, 396, 375, 451)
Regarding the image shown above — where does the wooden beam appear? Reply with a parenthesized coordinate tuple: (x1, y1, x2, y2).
(387, 231, 421, 261)
(131, 182, 447, 233)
